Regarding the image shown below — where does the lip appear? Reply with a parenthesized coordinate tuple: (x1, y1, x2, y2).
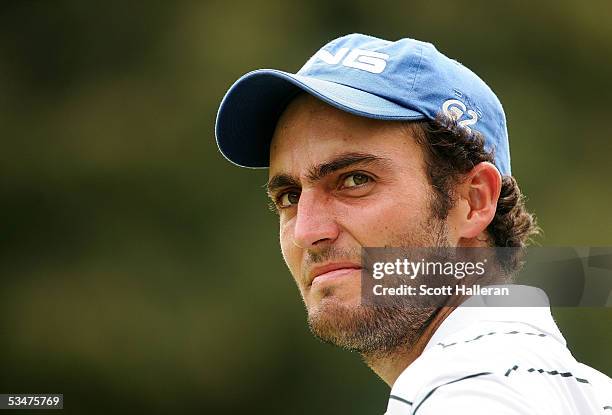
(308, 262, 362, 287)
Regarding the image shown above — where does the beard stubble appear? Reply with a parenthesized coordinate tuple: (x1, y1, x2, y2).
(305, 214, 450, 358)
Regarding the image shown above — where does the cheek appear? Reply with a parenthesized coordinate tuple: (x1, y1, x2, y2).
(334, 191, 429, 245)
(279, 219, 300, 280)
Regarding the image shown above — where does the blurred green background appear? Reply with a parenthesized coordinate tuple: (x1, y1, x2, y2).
(1, 1, 611, 414)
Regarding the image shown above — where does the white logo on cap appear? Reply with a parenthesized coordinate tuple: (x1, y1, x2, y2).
(442, 99, 478, 132)
(302, 47, 389, 74)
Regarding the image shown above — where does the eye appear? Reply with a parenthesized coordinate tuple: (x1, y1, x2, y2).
(342, 173, 371, 188)
(277, 191, 300, 208)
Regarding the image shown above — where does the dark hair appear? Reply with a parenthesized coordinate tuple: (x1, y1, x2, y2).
(405, 115, 541, 248)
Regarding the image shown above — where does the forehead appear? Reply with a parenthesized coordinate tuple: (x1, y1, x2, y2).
(269, 94, 423, 176)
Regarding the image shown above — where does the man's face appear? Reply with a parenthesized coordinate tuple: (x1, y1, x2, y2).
(267, 94, 455, 353)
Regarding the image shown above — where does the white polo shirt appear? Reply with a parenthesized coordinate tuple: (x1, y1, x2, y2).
(385, 286, 612, 414)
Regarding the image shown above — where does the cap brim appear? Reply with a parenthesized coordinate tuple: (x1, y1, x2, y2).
(215, 69, 425, 168)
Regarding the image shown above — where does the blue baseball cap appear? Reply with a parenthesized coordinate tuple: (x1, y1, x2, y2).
(215, 33, 511, 175)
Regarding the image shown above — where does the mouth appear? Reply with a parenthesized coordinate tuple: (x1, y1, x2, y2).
(308, 263, 362, 287)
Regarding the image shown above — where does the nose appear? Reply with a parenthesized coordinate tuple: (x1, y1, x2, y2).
(292, 189, 340, 249)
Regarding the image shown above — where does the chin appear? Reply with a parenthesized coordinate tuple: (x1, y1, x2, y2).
(306, 297, 367, 347)
(305, 294, 436, 355)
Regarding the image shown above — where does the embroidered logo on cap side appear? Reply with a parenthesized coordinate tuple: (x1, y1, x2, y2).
(442, 98, 479, 132)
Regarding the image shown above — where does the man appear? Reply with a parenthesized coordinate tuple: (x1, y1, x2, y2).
(215, 34, 612, 414)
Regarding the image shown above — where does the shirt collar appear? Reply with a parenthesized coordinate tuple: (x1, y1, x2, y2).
(424, 284, 567, 352)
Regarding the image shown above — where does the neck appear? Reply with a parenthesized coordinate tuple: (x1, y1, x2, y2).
(361, 237, 490, 386)
(361, 305, 456, 387)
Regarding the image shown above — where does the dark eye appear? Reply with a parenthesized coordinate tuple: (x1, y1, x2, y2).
(342, 173, 371, 188)
(278, 191, 300, 208)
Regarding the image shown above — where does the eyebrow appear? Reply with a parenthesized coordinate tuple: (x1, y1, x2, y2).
(265, 152, 393, 197)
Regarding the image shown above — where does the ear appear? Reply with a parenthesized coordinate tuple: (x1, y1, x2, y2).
(454, 162, 502, 241)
